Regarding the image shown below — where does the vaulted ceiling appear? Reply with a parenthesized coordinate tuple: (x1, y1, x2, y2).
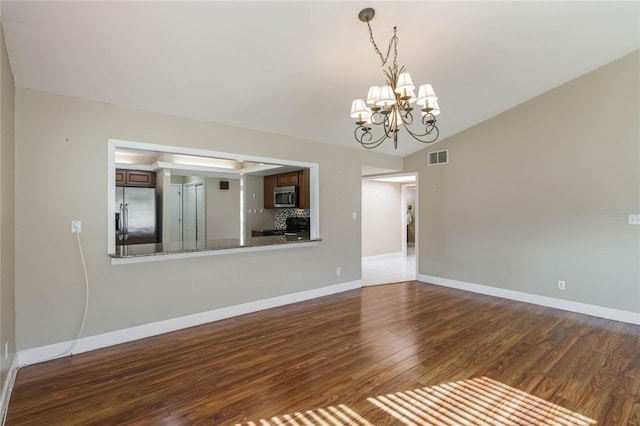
(1, 1, 638, 157)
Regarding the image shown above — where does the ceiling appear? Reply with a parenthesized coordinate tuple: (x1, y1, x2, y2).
(114, 147, 300, 179)
(1, 1, 638, 157)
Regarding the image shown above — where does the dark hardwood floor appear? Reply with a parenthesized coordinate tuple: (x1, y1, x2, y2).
(6, 281, 640, 425)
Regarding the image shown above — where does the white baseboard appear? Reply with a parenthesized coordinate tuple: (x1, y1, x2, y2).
(18, 280, 362, 367)
(362, 251, 403, 262)
(418, 274, 640, 325)
(1, 354, 19, 426)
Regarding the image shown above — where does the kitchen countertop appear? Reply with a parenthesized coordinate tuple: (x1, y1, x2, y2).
(110, 234, 319, 259)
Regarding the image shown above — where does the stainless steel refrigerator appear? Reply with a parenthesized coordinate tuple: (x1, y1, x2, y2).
(115, 187, 157, 245)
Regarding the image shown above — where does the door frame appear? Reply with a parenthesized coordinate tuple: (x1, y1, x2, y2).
(361, 172, 419, 278)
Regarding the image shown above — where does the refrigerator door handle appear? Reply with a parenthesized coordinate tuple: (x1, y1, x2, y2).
(118, 203, 124, 240)
(123, 203, 129, 241)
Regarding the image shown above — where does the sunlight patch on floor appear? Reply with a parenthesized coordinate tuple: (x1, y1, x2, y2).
(237, 404, 374, 426)
(237, 376, 595, 426)
(367, 376, 596, 426)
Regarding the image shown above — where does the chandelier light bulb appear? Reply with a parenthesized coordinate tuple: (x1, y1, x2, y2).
(422, 99, 440, 116)
(350, 99, 367, 117)
(406, 88, 417, 104)
(417, 84, 438, 105)
(430, 100, 440, 116)
(350, 99, 371, 123)
(376, 85, 396, 107)
(366, 86, 381, 105)
(395, 73, 415, 93)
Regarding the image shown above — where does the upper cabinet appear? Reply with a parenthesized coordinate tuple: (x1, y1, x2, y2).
(298, 169, 310, 210)
(263, 174, 277, 209)
(277, 171, 299, 186)
(116, 169, 156, 188)
(263, 169, 310, 209)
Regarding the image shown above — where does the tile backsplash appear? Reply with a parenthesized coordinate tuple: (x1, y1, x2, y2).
(275, 209, 310, 229)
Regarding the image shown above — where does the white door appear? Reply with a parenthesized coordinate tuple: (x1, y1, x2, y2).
(183, 184, 197, 242)
(169, 184, 182, 242)
(196, 184, 205, 241)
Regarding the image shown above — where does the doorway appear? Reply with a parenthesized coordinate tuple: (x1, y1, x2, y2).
(361, 173, 418, 286)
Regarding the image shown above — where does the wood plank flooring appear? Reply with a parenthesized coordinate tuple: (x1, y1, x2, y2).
(6, 281, 640, 425)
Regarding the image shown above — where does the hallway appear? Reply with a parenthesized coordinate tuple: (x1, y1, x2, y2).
(361, 246, 416, 286)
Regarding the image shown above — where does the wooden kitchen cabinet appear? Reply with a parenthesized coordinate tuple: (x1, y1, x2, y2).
(277, 171, 299, 186)
(263, 174, 277, 209)
(264, 169, 310, 209)
(298, 169, 310, 209)
(115, 169, 127, 186)
(116, 169, 156, 188)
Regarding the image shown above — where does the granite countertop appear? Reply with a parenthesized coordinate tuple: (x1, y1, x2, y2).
(110, 234, 318, 259)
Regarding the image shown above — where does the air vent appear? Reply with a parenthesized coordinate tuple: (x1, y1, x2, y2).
(428, 150, 448, 166)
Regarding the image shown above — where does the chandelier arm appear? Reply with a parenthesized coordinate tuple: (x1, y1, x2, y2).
(370, 110, 386, 125)
(399, 108, 414, 126)
(354, 124, 390, 149)
(383, 113, 397, 139)
(400, 120, 440, 144)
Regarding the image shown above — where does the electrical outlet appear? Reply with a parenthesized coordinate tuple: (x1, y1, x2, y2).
(336, 267, 341, 276)
(629, 214, 640, 225)
(558, 280, 566, 290)
(71, 220, 82, 233)
(4, 342, 8, 360)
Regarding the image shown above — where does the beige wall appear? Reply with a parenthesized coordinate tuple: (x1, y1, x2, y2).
(14, 88, 401, 350)
(362, 180, 402, 257)
(404, 50, 640, 313)
(205, 177, 240, 240)
(244, 175, 275, 236)
(0, 23, 16, 388)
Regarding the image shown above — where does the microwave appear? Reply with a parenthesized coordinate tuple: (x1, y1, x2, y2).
(274, 185, 298, 208)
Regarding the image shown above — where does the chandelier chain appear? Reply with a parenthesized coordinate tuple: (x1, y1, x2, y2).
(366, 21, 398, 68)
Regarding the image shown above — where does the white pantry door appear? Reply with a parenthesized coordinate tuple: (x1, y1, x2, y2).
(183, 182, 205, 242)
(169, 184, 183, 242)
(183, 184, 197, 242)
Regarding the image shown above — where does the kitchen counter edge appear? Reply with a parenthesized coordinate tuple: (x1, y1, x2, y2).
(109, 236, 321, 265)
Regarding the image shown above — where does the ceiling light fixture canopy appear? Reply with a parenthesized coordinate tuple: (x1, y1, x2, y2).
(351, 8, 440, 150)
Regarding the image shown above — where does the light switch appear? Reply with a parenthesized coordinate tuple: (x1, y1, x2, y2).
(352, 212, 357, 220)
(629, 214, 640, 225)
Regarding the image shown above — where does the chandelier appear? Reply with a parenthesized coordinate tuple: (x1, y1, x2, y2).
(350, 8, 440, 150)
